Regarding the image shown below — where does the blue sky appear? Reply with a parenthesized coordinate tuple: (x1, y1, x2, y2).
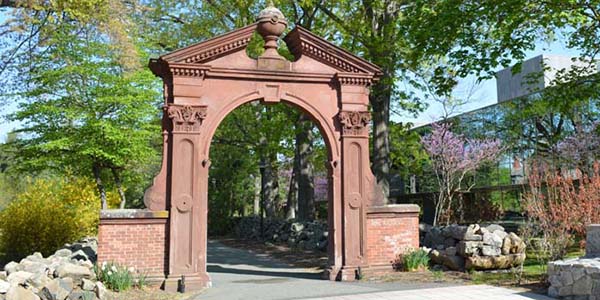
(0, 9, 584, 141)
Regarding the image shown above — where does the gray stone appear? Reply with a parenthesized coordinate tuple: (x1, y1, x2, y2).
(445, 246, 457, 256)
(27, 272, 50, 289)
(483, 232, 503, 248)
(464, 224, 483, 241)
(5, 286, 40, 300)
(457, 241, 482, 257)
(559, 286, 573, 296)
(560, 270, 575, 286)
(0, 272, 6, 281)
(21, 261, 48, 275)
(486, 224, 505, 233)
(443, 237, 457, 248)
(53, 249, 72, 258)
(573, 267, 586, 281)
(549, 275, 562, 287)
(7, 271, 33, 286)
(495, 230, 508, 240)
(70, 250, 88, 262)
(586, 224, 600, 258)
(548, 286, 559, 298)
(67, 290, 96, 300)
(290, 222, 304, 233)
(40, 278, 73, 300)
(0, 280, 9, 294)
(482, 245, 501, 256)
(54, 264, 92, 282)
(572, 275, 593, 295)
(440, 255, 465, 271)
(94, 282, 106, 300)
(3, 262, 20, 275)
(81, 279, 94, 292)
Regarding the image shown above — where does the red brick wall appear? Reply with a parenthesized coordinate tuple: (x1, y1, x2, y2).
(366, 205, 419, 269)
(97, 218, 168, 277)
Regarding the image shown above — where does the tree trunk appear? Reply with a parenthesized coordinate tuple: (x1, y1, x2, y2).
(371, 80, 391, 203)
(296, 115, 315, 220)
(254, 175, 260, 215)
(93, 164, 107, 209)
(261, 154, 279, 218)
(285, 168, 297, 220)
(111, 168, 127, 209)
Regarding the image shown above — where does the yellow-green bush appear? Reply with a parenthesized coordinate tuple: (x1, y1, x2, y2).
(0, 176, 119, 261)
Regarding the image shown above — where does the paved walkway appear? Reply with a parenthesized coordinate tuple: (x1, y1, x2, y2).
(193, 240, 554, 300)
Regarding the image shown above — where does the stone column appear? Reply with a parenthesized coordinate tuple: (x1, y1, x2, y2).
(164, 104, 211, 291)
(586, 224, 600, 258)
(338, 110, 371, 280)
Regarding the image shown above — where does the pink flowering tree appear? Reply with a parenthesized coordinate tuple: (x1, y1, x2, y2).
(555, 123, 600, 173)
(421, 123, 503, 226)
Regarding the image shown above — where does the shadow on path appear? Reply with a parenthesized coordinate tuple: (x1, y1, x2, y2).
(207, 264, 321, 280)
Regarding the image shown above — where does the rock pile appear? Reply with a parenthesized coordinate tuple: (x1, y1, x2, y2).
(421, 223, 526, 271)
(234, 216, 328, 251)
(0, 237, 106, 300)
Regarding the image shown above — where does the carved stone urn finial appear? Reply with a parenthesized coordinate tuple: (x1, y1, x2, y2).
(256, 2, 287, 59)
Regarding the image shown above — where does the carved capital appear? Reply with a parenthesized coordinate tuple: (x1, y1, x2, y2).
(338, 111, 371, 136)
(167, 105, 207, 132)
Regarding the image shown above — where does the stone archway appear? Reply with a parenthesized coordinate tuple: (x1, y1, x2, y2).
(97, 4, 420, 292)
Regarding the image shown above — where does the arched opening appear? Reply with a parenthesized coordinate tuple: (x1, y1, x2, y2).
(205, 99, 333, 287)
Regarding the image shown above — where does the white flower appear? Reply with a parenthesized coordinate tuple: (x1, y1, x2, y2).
(107, 271, 113, 276)
(101, 262, 107, 270)
(128, 267, 135, 273)
(111, 266, 117, 272)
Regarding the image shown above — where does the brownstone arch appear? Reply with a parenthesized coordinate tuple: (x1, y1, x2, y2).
(97, 5, 420, 292)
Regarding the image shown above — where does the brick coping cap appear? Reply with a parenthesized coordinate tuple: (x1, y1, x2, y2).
(100, 209, 168, 219)
(367, 204, 420, 214)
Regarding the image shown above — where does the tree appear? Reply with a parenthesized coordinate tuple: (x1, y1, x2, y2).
(7, 20, 160, 209)
(421, 122, 503, 225)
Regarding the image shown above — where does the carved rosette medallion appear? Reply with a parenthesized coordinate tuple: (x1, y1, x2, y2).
(167, 105, 208, 132)
(338, 111, 371, 136)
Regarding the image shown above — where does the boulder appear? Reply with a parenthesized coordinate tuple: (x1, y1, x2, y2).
(27, 272, 50, 290)
(53, 249, 72, 258)
(443, 238, 457, 248)
(483, 232, 503, 248)
(21, 261, 48, 276)
(0, 280, 9, 294)
(501, 236, 512, 255)
(481, 245, 501, 257)
(290, 222, 304, 233)
(464, 224, 483, 241)
(445, 246, 457, 256)
(508, 232, 526, 254)
(54, 264, 92, 282)
(440, 255, 465, 271)
(7, 271, 33, 286)
(485, 224, 505, 233)
(457, 241, 482, 257)
(81, 279, 95, 292)
(465, 253, 526, 270)
(94, 282, 106, 300)
(3, 262, 20, 275)
(40, 278, 73, 300)
(5, 286, 39, 300)
(67, 290, 96, 300)
(0, 272, 6, 281)
(70, 250, 88, 262)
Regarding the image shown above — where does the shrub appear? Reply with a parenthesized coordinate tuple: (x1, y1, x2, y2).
(0, 176, 118, 261)
(401, 248, 430, 272)
(524, 163, 600, 260)
(96, 262, 134, 292)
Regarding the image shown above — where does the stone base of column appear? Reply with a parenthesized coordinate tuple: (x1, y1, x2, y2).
(163, 273, 211, 292)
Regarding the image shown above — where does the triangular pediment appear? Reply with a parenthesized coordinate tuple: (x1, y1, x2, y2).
(160, 23, 257, 64)
(284, 26, 382, 75)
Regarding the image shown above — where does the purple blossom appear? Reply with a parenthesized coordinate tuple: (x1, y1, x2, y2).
(421, 122, 503, 225)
